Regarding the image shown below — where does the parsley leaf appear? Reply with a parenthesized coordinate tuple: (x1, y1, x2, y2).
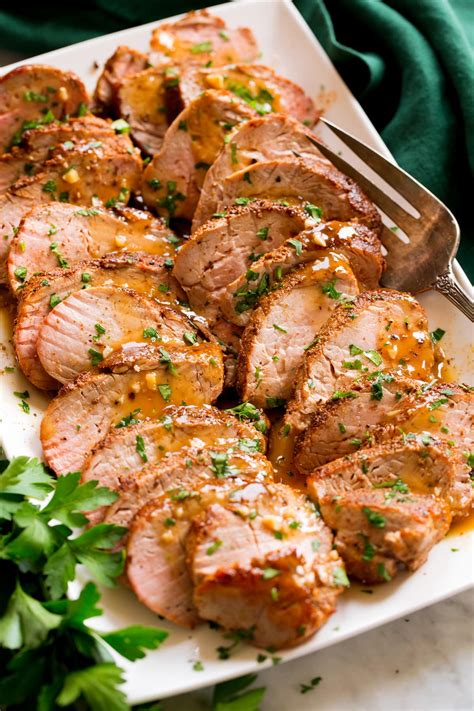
(56, 664, 128, 711)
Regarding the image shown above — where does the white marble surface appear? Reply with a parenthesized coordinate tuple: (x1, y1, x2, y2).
(164, 590, 474, 710)
(1, 46, 472, 711)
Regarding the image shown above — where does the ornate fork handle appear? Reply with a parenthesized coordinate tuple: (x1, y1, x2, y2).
(433, 267, 474, 322)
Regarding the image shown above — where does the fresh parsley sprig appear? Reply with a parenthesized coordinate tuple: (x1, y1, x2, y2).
(0, 457, 168, 710)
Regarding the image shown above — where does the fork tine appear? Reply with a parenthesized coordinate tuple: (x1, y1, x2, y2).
(319, 118, 439, 214)
(307, 135, 419, 230)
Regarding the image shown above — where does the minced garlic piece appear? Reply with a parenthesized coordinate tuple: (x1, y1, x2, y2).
(63, 168, 79, 184)
(115, 234, 127, 248)
(131, 381, 141, 394)
(58, 86, 69, 101)
(145, 372, 157, 391)
(161, 529, 174, 543)
(205, 74, 225, 90)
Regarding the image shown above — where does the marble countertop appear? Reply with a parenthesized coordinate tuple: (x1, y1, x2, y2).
(0, 46, 472, 711)
(165, 590, 473, 710)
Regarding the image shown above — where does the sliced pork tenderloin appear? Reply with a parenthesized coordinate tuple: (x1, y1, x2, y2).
(142, 90, 254, 219)
(310, 436, 472, 518)
(295, 377, 473, 474)
(0, 115, 114, 193)
(194, 159, 381, 236)
(14, 253, 184, 390)
(192, 113, 327, 229)
(93, 46, 149, 115)
(0, 134, 142, 283)
(308, 462, 451, 583)
(172, 64, 318, 130)
(286, 290, 435, 431)
(149, 10, 258, 68)
(237, 255, 359, 408)
(8, 203, 177, 290)
(126, 447, 272, 627)
(0, 64, 88, 153)
(173, 201, 311, 322)
(116, 65, 172, 154)
(186, 480, 345, 648)
(81, 404, 266, 514)
(36, 285, 198, 384)
(41, 341, 224, 475)
(222, 220, 384, 325)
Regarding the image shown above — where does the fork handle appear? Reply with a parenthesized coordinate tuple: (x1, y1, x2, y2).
(432, 268, 474, 322)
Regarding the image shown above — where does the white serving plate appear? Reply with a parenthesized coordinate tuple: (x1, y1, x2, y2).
(0, 0, 472, 703)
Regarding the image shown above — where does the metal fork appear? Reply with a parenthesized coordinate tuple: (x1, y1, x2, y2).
(307, 118, 474, 321)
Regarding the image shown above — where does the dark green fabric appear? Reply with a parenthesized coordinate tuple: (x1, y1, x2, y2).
(0, 0, 472, 278)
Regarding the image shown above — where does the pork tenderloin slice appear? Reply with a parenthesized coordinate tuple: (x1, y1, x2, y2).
(142, 90, 254, 219)
(93, 46, 149, 115)
(287, 290, 435, 431)
(125, 448, 272, 627)
(41, 341, 224, 475)
(295, 377, 473, 473)
(173, 201, 310, 321)
(308, 479, 451, 583)
(237, 255, 359, 408)
(117, 65, 174, 155)
(312, 436, 472, 517)
(81, 404, 266, 516)
(192, 113, 327, 229)
(222, 221, 384, 325)
(14, 253, 184, 390)
(37, 285, 197, 384)
(0, 116, 114, 193)
(0, 64, 89, 153)
(196, 159, 381, 237)
(149, 10, 258, 68)
(8, 203, 177, 290)
(187, 481, 345, 649)
(172, 65, 318, 137)
(0, 134, 142, 283)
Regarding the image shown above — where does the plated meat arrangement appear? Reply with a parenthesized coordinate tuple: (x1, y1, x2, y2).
(1, 8, 472, 655)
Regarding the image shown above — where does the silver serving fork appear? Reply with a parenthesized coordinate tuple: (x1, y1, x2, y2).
(307, 118, 474, 321)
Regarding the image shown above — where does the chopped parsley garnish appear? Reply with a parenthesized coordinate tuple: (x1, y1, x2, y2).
(111, 118, 130, 134)
(183, 331, 197, 345)
(49, 241, 69, 269)
(147, 178, 161, 190)
(377, 563, 392, 582)
(135, 435, 148, 463)
(158, 347, 176, 375)
(49, 293, 61, 309)
(321, 279, 341, 300)
(272, 323, 287, 333)
(75, 207, 99, 217)
(288, 238, 303, 256)
(190, 40, 213, 54)
(14, 266, 27, 282)
(88, 348, 103, 366)
(257, 227, 269, 240)
(262, 567, 280, 580)
(42, 179, 57, 194)
(210, 451, 237, 478)
(143, 326, 160, 340)
(363, 507, 386, 528)
(430, 328, 446, 343)
(158, 383, 172, 401)
(115, 408, 141, 428)
(206, 539, 223, 555)
(332, 390, 358, 400)
(333, 567, 350, 587)
(429, 397, 449, 410)
(304, 203, 322, 220)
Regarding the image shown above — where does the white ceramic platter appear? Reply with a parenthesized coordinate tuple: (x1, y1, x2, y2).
(0, 0, 472, 703)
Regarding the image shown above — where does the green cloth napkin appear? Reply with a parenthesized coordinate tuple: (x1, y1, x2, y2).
(0, 0, 472, 279)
